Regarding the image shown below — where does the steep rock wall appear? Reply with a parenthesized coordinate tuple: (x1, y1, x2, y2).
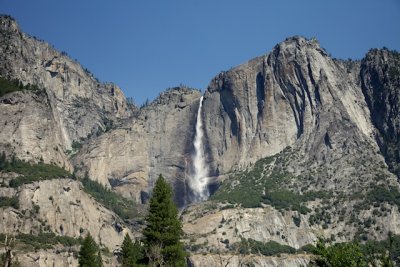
(74, 88, 202, 206)
(0, 91, 72, 169)
(0, 16, 132, 166)
(202, 36, 375, 176)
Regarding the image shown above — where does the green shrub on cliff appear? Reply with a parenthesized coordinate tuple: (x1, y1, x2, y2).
(81, 176, 137, 220)
(0, 196, 19, 209)
(3, 157, 71, 187)
(0, 76, 42, 97)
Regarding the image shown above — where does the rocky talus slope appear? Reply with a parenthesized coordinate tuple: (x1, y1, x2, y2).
(1, 14, 400, 266)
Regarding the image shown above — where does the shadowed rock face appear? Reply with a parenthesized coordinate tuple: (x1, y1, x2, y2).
(361, 48, 400, 178)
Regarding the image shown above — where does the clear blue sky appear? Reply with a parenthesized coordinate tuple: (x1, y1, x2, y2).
(1, 1, 399, 104)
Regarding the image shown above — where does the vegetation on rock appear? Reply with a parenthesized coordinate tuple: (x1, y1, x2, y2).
(78, 233, 102, 267)
(81, 176, 138, 220)
(0, 76, 42, 97)
(17, 232, 80, 250)
(120, 233, 144, 267)
(0, 196, 18, 209)
(211, 152, 329, 212)
(1, 154, 138, 221)
(0, 232, 81, 251)
(233, 238, 296, 256)
(0, 154, 71, 187)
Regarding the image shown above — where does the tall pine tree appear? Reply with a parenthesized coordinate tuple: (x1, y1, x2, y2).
(143, 175, 186, 267)
(78, 233, 102, 267)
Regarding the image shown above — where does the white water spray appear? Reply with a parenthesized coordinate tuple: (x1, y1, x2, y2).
(189, 96, 209, 202)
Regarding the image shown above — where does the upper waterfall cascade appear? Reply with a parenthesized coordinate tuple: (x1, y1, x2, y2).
(189, 96, 209, 202)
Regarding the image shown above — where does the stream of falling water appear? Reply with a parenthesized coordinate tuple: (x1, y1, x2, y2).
(189, 96, 209, 202)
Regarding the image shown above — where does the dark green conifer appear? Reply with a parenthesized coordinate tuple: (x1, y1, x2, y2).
(143, 174, 186, 267)
(78, 233, 102, 267)
(121, 233, 143, 267)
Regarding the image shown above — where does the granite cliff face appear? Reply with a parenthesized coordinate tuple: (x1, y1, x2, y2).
(202, 36, 376, 177)
(73, 87, 201, 206)
(75, 37, 388, 207)
(1, 14, 400, 267)
(182, 38, 400, 266)
(0, 90, 72, 169)
(0, 16, 204, 206)
(180, 37, 400, 265)
(0, 16, 132, 169)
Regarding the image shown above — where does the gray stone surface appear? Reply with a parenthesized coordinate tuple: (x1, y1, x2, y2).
(189, 253, 310, 267)
(73, 87, 202, 206)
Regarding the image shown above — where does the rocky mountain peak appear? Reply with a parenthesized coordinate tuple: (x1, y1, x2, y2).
(206, 36, 328, 95)
(146, 86, 201, 108)
(365, 47, 397, 61)
(270, 36, 329, 68)
(274, 36, 323, 53)
(0, 15, 19, 34)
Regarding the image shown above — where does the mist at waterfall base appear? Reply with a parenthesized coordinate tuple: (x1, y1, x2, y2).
(188, 96, 210, 202)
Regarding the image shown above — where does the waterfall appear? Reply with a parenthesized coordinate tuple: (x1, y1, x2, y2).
(189, 96, 209, 202)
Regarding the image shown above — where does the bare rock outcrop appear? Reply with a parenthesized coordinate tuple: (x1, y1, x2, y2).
(0, 179, 132, 250)
(189, 253, 310, 267)
(0, 91, 72, 169)
(16, 250, 78, 267)
(12, 249, 118, 267)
